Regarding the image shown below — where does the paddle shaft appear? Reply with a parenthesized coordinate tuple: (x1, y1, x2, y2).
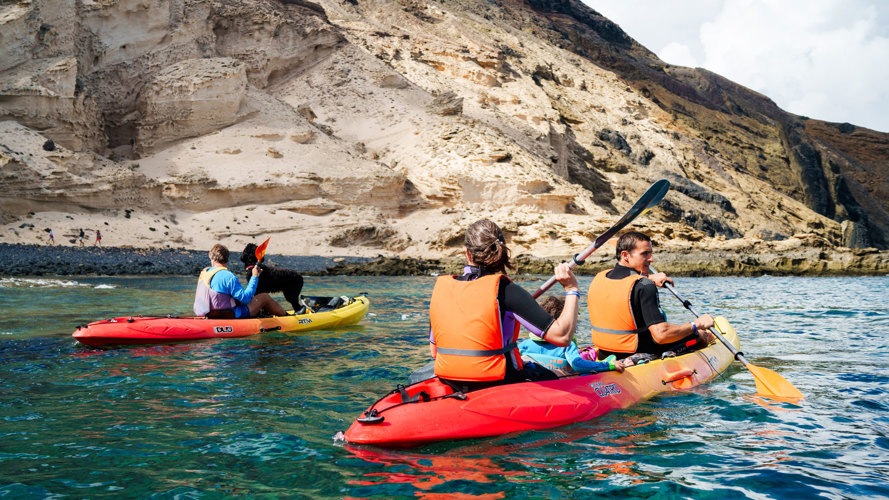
(532, 179, 670, 299)
(648, 265, 750, 366)
(531, 238, 605, 299)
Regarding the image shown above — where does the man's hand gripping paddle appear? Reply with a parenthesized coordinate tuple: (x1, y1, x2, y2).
(649, 265, 803, 402)
(532, 179, 671, 299)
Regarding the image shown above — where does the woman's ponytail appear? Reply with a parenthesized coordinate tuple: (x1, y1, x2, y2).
(465, 219, 514, 273)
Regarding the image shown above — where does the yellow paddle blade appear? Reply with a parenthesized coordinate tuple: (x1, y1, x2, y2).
(747, 363, 804, 402)
(255, 236, 270, 262)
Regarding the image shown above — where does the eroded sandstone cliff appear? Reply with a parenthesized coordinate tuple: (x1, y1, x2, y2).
(1, 0, 887, 269)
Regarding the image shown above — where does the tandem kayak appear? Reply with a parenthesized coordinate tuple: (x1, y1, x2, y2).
(344, 316, 739, 447)
(73, 295, 369, 347)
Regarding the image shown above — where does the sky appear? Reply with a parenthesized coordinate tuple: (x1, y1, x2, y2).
(583, 0, 889, 133)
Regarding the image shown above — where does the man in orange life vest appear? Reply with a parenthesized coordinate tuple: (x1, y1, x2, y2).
(587, 231, 715, 360)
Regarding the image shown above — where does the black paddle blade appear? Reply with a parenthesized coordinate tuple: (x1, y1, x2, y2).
(532, 179, 671, 298)
(593, 179, 670, 248)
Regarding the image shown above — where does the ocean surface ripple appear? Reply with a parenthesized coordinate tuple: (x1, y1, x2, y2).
(1, 275, 887, 498)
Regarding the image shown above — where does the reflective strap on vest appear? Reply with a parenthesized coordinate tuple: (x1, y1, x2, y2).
(435, 341, 518, 357)
(589, 324, 648, 335)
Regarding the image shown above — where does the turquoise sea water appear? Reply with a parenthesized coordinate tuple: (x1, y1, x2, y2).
(1, 274, 888, 499)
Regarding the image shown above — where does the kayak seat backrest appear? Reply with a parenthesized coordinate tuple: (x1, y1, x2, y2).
(323, 296, 345, 310)
(299, 295, 352, 313)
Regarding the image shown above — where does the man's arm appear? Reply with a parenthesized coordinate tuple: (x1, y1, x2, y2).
(212, 271, 259, 305)
(638, 277, 714, 344)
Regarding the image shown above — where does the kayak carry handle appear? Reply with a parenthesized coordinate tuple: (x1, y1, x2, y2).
(357, 409, 384, 425)
(662, 368, 696, 385)
(260, 326, 282, 333)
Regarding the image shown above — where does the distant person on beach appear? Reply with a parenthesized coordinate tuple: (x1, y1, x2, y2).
(78, 228, 85, 247)
(46, 229, 55, 245)
(95, 229, 102, 246)
(587, 231, 715, 361)
(194, 243, 286, 319)
(519, 295, 630, 376)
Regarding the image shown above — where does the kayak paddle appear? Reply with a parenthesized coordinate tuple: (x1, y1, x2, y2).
(255, 236, 271, 263)
(649, 265, 804, 402)
(532, 178, 670, 298)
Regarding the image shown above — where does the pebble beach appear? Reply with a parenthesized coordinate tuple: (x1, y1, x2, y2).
(0, 243, 370, 276)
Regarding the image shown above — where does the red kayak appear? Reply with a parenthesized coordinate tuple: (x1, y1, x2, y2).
(73, 295, 369, 346)
(343, 317, 739, 447)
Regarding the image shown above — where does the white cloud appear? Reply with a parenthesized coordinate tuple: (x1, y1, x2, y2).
(659, 42, 699, 67)
(584, 0, 889, 132)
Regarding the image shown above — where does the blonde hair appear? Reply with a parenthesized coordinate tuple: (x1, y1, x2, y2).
(465, 219, 514, 273)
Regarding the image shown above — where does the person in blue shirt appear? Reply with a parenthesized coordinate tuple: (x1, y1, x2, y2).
(519, 296, 631, 376)
(194, 244, 286, 318)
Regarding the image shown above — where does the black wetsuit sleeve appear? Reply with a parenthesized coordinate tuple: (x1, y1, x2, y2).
(632, 278, 666, 328)
(501, 280, 555, 337)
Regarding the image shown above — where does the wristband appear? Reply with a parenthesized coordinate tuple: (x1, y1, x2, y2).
(565, 291, 580, 297)
(692, 323, 698, 336)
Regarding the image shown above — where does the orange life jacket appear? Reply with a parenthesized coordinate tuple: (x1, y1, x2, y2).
(429, 274, 522, 382)
(587, 269, 648, 353)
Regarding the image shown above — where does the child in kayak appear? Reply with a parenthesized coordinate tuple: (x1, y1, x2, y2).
(519, 296, 631, 376)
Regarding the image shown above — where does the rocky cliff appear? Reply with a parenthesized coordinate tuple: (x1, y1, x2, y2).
(1, 0, 887, 269)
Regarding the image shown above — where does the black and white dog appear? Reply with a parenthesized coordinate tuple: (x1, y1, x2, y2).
(239, 243, 304, 311)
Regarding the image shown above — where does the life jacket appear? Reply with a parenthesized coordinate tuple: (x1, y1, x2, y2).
(193, 266, 236, 316)
(587, 269, 648, 353)
(429, 274, 522, 382)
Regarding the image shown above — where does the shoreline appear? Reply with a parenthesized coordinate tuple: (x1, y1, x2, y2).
(0, 243, 370, 277)
(1, 243, 887, 277)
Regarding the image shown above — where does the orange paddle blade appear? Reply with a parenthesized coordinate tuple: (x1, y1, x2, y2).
(255, 237, 270, 262)
(747, 364, 803, 402)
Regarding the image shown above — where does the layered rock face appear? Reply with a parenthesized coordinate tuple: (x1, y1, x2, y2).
(1, 0, 887, 263)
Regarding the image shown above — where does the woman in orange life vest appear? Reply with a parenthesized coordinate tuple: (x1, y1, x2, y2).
(428, 219, 581, 391)
(587, 231, 715, 360)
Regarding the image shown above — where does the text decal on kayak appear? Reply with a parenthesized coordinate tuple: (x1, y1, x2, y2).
(591, 381, 621, 397)
(214, 326, 233, 334)
(298, 318, 312, 325)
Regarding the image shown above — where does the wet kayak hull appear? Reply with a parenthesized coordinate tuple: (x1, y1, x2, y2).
(344, 316, 739, 447)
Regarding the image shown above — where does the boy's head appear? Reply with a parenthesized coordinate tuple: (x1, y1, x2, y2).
(529, 295, 568, 342)
(540, 295, 564, 318)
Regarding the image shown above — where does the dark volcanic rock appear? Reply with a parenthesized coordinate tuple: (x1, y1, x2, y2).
(324, 256, 457, 276)
(0, 244, 368, 276)
(1, 243, 887, 277)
